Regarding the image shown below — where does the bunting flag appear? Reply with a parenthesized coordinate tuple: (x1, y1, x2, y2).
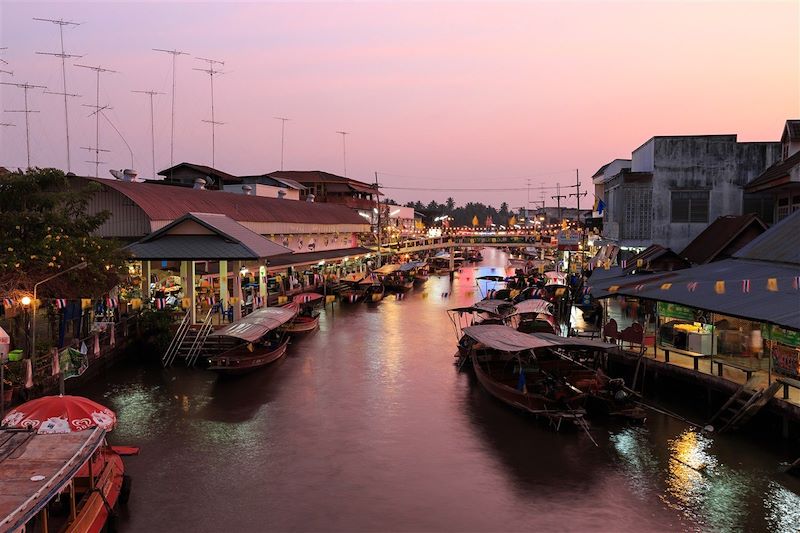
(715, 281, 725, 294)
(687, 282, 698, 292)
(130, 298, 142, 310)
(2, 298, 14, 308)
(620, 260, 627, 269)
(660, 283, 672, 290)
(181, 298, 191, 309)
(349, 294, 358, 303)
(634, 284, 645, 292)
(277, 295, 288, 305)
(608, 285, 619, 293)
(81, 298, 92, 310)
(93, 334, 100, 355)
(154, 298, 166, 309)
(24, 359, 33, 389)
(105, 297, 118, 309)
(767, 278, 778, 292)
(793, 276, 800, 290)
(396, 292, 404, 300)
(742, 279, 751, 293)
(54, 298, 68, 309)
(636, 259, 644, 268)
(326, 295, 336, 304)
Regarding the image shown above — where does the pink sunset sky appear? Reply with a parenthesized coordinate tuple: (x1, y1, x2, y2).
(1, 1, 798, 207)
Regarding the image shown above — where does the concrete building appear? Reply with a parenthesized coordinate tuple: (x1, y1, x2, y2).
(591, 158, 631, 216)
(744, 119, 800, 223)
(602, 135, 779, 251)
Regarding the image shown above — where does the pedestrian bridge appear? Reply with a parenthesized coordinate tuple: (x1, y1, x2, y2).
(383, 235, 550, 255)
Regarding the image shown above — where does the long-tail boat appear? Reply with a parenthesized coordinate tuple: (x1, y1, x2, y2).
(282, 293, 324, 333)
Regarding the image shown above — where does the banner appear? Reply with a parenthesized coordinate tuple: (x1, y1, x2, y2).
(657, 301, 694, 321)
(771, 343, 800, 380)
(59, 347, 88, 380)
(762, 324, 800, 347)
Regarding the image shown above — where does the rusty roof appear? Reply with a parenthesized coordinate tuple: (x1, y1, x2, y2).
(680, 214, 767, 265)
(157, 162, 241, 183)
(84, 177, 369, 225)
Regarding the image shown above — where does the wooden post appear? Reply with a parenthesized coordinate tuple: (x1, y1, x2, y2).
(189, 261, 197, 324)
(143, 260, 151, 300)
(70, 479, 77, 521)
(233, 261, 243, 321)
(219, 260, 228, 322)
(259, 265, 267, 308)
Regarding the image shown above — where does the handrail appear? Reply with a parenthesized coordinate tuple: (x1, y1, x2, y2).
(162, 309, 191, 367)
(186, 308, 214, 367)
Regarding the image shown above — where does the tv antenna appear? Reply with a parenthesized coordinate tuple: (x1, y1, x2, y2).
(336, 131, 348, 177)
(1, 81, 47, 168)
(75, 63, 117, 177)
(193, 56, 225, 168)
(132, 89, 164, 178)
(34, 17, 82, 172)
(153, 48, 189, 169)
(274, 116, 290, 171)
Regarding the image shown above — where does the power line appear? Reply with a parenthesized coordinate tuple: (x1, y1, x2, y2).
(34, 17, 82, 172)
(380, 184, 576, 192)
(376, 168, 578, 182)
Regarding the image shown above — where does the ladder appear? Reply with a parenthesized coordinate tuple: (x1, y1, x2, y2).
(162, 309, 191, 367)
(708, 378, 781, 433)
(186, 308, 214, 367)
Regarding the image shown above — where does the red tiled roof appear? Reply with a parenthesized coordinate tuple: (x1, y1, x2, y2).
(84, 177, 369, 225)
(680, 214, 767, 265)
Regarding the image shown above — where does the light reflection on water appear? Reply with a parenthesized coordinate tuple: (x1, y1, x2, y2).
(74, 248, 798, 532)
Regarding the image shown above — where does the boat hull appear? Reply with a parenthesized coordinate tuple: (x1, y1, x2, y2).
(283, 315, 319, 333)
(208, 338, 290, 374)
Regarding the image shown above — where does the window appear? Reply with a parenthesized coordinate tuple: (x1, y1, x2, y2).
(621, 186, 652, 240)
(671, 191, 709, 223)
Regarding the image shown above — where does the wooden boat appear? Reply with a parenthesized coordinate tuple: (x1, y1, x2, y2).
(458, 324, 587, 429)
(0, 426, 133, 533)
(411, 262, 429, 283)
(339, 273, 373, 302)
(282, 293, 324, 333)
(207, 306, 297, 374)
(508, 298, 559, 334)
(372, 264, 412, 292)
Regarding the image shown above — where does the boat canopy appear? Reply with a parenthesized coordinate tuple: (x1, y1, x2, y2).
(293, 293, 324, 304)
(210, 307, 298, 342)
(398, 261, 426, 272)
(462, 325, 559, 352)
(373, 264, 402, 275)
(341, 273, 367, 283)
(512, 299, 554, 316)
(476, 275, 506, 282)
(531, 332, 617, 350)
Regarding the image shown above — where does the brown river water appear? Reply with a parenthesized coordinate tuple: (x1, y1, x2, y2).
(78, 248, 800, 532)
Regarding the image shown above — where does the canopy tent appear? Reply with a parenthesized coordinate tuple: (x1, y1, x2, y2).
(373, 264, 402, 275)
(449, 299, 516, 318)
(398, 261, 426, 272)
(462, 325, 560, 352)
(209, 307, 298, 342)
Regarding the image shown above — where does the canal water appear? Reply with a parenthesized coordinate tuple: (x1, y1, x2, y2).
(78, 248, 800, 532)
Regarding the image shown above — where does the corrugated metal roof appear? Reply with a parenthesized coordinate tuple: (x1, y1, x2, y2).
(157, 162, 241, 183)
(744, 150, 800, 192)
(266, 246, 374, 268)
(680, 214, 766, 265)
(733, 209, 800, 265)
(268, 170, 378, 193)
(84, 177, 369, 226)
(590, 258, 800, 329)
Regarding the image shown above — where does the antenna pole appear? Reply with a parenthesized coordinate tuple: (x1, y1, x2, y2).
(154, 48, 189, 169)
(75, 64, 117, 177)
(34, 18, 82, 172)
(274, 117, 289, 171)
(2, 81, 47, 168)
(551, 182, 567, 223)
(133, 90, 164, 178)
(194, 57, 225, 168)
(336, 131, 348, 177)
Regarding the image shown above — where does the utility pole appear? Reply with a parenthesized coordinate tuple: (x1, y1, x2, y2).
(2, 81, 47, 168)
(336, 131, 348, 177)
(34, 17, 82, 172)
(374, 171, 382, 267)
(568, 169, 587, 225)
(75, 64, 117, 177)
(551, 182, 566, 223)
(274, 117, 289, 171)
(193, 56, 225, 168)
(526, 178, 531, 227)
(153, 48, 189, 170)
(132, 90, 164, 178)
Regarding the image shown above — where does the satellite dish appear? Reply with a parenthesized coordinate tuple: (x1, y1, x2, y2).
(109, 169, 124, 180)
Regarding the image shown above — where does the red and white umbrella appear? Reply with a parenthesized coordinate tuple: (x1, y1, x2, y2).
(1, 395, 116, 434)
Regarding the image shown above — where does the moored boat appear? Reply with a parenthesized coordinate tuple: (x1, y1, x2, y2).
(282, 293, 324, 333)
(207, 306, 297, 374)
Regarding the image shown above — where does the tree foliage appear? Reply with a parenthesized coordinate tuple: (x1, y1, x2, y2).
(0, 168, 126, 298)
(407, 198, 521, 227)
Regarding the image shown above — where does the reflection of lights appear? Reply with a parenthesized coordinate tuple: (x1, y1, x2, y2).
(764, 480, 800, 532)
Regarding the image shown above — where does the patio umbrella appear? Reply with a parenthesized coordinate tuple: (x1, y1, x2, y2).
(1, 395, 116, 434)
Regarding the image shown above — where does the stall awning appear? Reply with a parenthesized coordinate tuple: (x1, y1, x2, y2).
(209, 307, 298, 342)
(462, 325, 560, 352)
(267, 247, 374, 269)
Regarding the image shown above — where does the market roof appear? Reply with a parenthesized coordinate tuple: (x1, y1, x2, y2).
(157, 162, 241, 184)
(732, 208, 800, 265)
(210, 307, 298, 343)
(623, 245, 691, 275)
(265, 246, 374, 268)
(85, 177, 369, 226)
(743, 150, 800, 193)
(0, 427, 106, 531)
(267, 170, 379, 195)
(126, 213, 292, 260)
(680, 214, 767, 265)
(589, 258, 800, 330)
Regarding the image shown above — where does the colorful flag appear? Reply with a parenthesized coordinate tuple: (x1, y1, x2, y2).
(2, 298, 14, 308)
(54, 298, 68, 309)
(608, 285, 619, 293)
(793, 276, 800, 290)
(767, 278, 778, 292)
(660, 283, 672, 290)
(741, 279, 750, 293)
(51, 348, 60, 377)
(593, 195, 606, 215)
(715, 281, 725, 294)
(687, 282, 698, 292)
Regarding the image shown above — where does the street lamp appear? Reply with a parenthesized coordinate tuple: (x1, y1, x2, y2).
(31, 261, 88, 361)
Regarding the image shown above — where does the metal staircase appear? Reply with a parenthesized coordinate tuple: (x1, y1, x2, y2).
(185, 309, 214, 367)
(708, 378, 782, 433)
(162, 310, 191, 367)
